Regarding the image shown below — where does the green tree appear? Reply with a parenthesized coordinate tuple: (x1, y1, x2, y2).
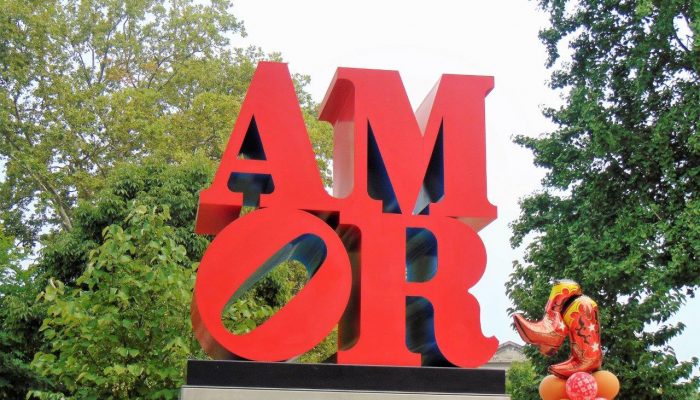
(35, 157, 215, 286)
(9, 158, 219, 398)
(0, 0, 332, 248)
(507, 0, 699, 398)
(506, 361, 540, 400)
(31, 204, 198, 399)
(0, 228, 47, 398)
(0, 0, 232, 244)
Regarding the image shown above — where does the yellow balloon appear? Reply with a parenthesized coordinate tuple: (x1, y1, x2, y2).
(539, 374, 567, 400)
(593, 370, 620, 399)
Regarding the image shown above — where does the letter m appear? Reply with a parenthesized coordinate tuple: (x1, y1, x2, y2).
(319, 68, 496, 229)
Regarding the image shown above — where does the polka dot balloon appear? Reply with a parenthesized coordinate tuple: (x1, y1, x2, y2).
(565, 372, 598, 400)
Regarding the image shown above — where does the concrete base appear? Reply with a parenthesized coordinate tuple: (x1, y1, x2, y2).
(180, 387, 510, 400)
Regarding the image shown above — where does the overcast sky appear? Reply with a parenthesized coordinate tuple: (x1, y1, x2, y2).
(231, 0, 698, 365)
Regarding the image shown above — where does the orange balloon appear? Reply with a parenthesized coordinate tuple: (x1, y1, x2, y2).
(539, 374, 567, 400)
(593, 370, 620, 399)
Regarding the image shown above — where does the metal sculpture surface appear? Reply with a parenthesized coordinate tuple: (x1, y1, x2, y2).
(192, 61, 498, 367)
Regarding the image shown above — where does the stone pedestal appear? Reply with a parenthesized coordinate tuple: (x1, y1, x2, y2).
(181, 360, 510, 400)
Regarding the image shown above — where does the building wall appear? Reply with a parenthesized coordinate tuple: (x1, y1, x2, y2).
(481, 342, 526, 371)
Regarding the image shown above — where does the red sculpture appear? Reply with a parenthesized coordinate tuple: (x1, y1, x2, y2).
(192, 62, 498, 367)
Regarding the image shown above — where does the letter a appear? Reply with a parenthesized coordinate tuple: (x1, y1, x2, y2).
(196, 62, 333, 234)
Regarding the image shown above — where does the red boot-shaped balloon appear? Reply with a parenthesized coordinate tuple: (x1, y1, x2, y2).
(549, 295, 603, 378)
(513, 280, 582, 356)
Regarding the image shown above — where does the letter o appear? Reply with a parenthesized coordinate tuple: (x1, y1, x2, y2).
(192, 208, 351, 361)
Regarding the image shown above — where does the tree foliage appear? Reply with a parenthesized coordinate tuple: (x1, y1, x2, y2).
(35, 158, 214, 286)
(0, 229, 47, 398)
(31, 204, 198, 399)
(507, 0, 699, 398)
(506, 360, 540, 400)
(1, 1, 335, 397)
(2, 159, 217, 398)
(0, 0, 332, 248)
(0, 0, 238, 244)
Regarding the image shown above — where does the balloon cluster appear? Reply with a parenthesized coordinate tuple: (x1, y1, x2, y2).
(513, 280, 620, 399)
(539, 371, 619, 400)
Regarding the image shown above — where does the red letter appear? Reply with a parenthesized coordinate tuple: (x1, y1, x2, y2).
(336, 212, 497, 367)
(319, 68, 495, 230)
(196, 62, 333, 235)
(192, 208, 352, 361)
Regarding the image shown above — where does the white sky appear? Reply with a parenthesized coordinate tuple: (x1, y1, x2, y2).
(231, 0, 698, 366)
